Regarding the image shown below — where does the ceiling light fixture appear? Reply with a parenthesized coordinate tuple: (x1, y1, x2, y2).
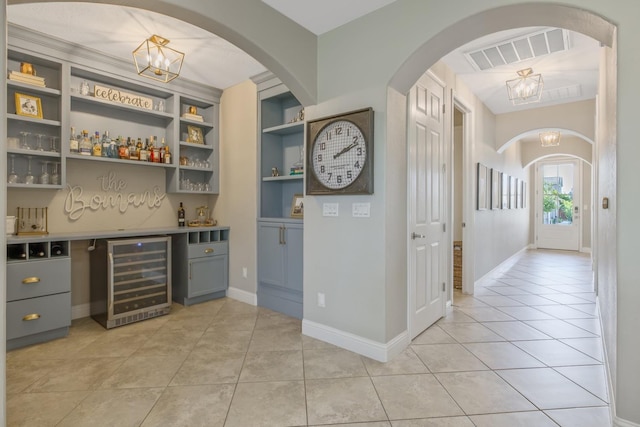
(506, 67, 544, 105)
(132, 35, 184, 83)
(540, 131, 560, 147)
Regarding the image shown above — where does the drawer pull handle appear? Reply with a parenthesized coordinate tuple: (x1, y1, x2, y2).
(22, 313, 41, 321)
(204, 248, 214, 254)
(22, 277, 41, 284)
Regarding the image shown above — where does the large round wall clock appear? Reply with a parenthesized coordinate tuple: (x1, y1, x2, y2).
(306, 107, 374, 195)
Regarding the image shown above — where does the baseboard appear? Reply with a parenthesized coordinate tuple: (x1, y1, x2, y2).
(226, 286, 257, 306)
(474, 245, 530, 285)
(71, 303, 90, 320)
(302, 319, 410, 362)
(614, 417, 640, 427)
(581, 247, 592, 253)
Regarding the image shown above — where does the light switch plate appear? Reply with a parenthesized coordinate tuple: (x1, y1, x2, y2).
(323, 203, 339, 217)
(352, 202, 371, 218)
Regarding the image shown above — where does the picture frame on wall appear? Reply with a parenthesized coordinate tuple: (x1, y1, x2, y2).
(510, 176, 517, 209)
(521, 181, 526, 208)
(491, 168, 501, 210)
(290, 193, 304, 218)
(501, 173, 509, 209)
(477, 163, 489, 210)
(15, 93, 43, 119)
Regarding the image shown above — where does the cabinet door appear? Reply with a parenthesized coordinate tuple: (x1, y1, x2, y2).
(189, 256, 224, 297)
(257, 221, 286, 288)
(284, 223, 303, 292)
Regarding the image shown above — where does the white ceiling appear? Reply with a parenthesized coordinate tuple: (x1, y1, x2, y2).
(8, 2, 599, 115)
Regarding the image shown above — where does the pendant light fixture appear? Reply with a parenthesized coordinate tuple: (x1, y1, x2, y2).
(133, 35, 184, 83)
(506, 67, 544, 105)
(539, 131, 560, 147)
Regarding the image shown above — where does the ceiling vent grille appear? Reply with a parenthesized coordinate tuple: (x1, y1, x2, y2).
(541, 84, 582, 102)
(465, 28, 569, 71)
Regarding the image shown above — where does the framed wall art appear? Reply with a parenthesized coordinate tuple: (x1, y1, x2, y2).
(15, 93, 43, 119)
(477, 163, 489, 210)
(491, 168, 501, 210)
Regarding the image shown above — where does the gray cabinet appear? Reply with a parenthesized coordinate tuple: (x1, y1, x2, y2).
(254, 75, 304, 318)
(6, 240, 71, 350)
(257, 220, 303, 318)
(172, 228, 229, 306)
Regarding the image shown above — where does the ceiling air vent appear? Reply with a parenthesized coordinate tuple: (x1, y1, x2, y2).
(465, 28, 569, 71)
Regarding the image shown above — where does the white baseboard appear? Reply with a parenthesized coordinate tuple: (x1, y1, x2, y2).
(614, 417, 640, 427)
(302, 319, 410, 362)
(226, 286, 257, 306)
(474, 245, 530, 285)
(71, 303, 90, 320)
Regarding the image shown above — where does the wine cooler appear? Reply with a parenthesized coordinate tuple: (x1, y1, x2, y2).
(90, 236, 171, 329)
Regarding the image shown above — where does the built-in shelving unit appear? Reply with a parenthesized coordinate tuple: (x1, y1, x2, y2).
(6, 45, 220, 194)
(254, 74, 304, 319)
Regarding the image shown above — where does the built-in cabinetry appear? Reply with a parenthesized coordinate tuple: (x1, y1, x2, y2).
(6, 48, 64, 189)
(5, 46, 220, 194)
(6, 239, 71, 350)
(172, 227, 229, 306)
(255, 75, 304, 319)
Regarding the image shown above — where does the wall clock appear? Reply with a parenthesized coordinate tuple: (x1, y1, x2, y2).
(306, 107, 374, 195)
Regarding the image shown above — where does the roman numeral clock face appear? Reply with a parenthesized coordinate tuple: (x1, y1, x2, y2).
(306, 108, 374, 195)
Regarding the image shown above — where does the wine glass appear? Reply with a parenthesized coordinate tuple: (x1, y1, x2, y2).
(24, 156, 35, 184)
(49, 136, 59, 153)
(7, 154, 19, 184)
(19, 131, 31, 150)
(35, 134, 46, 151)
(51, 162, 60, 185)
(40, 162, 50, 185)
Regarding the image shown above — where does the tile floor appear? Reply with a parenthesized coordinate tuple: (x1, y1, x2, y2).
(7, 249, 611, 426)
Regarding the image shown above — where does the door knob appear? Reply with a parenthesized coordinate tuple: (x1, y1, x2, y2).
(411, 232, 425, 240)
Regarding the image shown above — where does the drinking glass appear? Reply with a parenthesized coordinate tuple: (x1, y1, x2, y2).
(19, 131, 31, 150)
(24, 156, 35, 184)
(35, 134, 46, 151)
(40, 162, 50, 185)
(51, 162, 60, 185)
(7, 154, 19, 184)
(49, 136, 59, 152)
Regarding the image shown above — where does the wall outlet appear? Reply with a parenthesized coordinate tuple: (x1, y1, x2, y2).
(242, 267, 248, 278)
(317, 292, 326, 308)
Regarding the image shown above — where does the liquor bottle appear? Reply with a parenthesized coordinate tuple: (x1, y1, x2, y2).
(178, 202, 185, 227)
(163, 138, 171, 164)
(128, 138, 137, 160)
(135, 138, 143, 161)
(101, 131, 110, 157)
(109, 136, 118, 159)
(119, 137, 128, 159)
(92, 131, 102, 157)
(139, 138, 149, 162)
(69, 126, 79, 153)
(79, 130, 92, 156)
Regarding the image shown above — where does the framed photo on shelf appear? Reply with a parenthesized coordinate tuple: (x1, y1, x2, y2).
(290, 193, 304, 218)
(491, 168, 501, 210)
(477, 163, 489, 210)
(15, 93, 43, 119)
(186, 125, 204, 144)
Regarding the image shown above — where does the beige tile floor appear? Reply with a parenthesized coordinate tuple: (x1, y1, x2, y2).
(7, 249, 611, 426)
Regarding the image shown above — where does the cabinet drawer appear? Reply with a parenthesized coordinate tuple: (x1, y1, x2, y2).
(7, 258, 71, 302)
(188, 241, 228, 259)
(7, 292, 71, 340)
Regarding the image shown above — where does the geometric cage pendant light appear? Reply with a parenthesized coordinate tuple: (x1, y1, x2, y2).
(539, 130, 561, 147)
(506, 67, 544, 105)
(132, 35, 184, 83)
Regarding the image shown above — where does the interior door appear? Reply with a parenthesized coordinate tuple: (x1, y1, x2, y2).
(537, 159, 581, 251)
(408, 72, 447, 339)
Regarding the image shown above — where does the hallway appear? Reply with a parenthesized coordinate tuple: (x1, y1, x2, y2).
(6, 249, 610, 426)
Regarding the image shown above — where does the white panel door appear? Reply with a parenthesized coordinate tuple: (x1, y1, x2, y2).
(537, 159, 581, 251)
(408, 72, 447, 339)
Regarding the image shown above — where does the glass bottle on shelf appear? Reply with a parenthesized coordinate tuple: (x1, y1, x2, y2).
(178, 202, 185, 227)
(69, 127, 79, 154)
(118, 137, 128, 159)
(109, 136, 118, 159)
(92, 131, 102, 157)
(127, 138, 136, 160)
(139, 138, 149, 162)
(101, 131, 110, 157)
(79, 130, 92, 156)
(163, 138, 171, 164)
